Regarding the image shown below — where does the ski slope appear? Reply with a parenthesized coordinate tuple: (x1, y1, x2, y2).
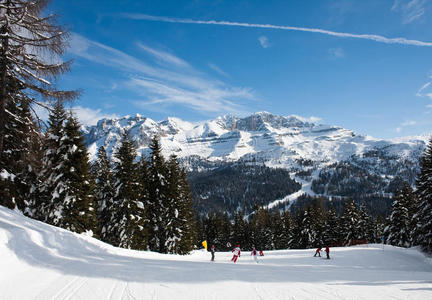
(1, 206, 431, 300)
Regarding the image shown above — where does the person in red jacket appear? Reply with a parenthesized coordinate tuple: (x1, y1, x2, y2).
(231, 245, 241, 263)
(314, 247, 322, 257)
(259, 250, 264, 256)
(325, 245, 330, 259)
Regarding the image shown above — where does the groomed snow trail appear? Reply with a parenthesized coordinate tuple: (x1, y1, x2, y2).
(1, 206, 431, 300)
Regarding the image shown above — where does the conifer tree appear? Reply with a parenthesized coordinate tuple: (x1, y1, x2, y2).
(0, 95, 41, 211)
(279, 210, 294, 249)
(413, 138, 432, 253)
(36, 100, 68, 223)
(323, 208, 340, 246)
(92, 146, 115, 242)
(358, 204, 374, 243)
(340, 200, 360, 245)
(385, 190, 411, 247)
(250, 208, 272, 250)
(59, 112, 98, 235)
(111, 133, 146, 249)
(231, 211, 249, 249)
(146, 136, 169, 253)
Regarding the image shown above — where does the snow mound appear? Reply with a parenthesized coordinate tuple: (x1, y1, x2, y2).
(0, 206, 431, 299)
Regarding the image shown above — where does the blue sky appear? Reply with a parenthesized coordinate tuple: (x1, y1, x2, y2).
(48, 0, 432, 139)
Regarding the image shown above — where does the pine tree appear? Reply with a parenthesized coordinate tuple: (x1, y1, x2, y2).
(92, 146, 115, 243)
(413, 138, 432, 253)
(176, 168, 197, 254)
(385, 185, 414, 247)
(279, 210, 294, 249)
(358, 204, 374, 243)
(146, 136, 169, 253)
(59, 112, 98, 235)
(0, 95, 41, 211)
(231, 211, 249, 249)
(250, 208, 272, 250)
(0, 0, 78, 158)
(340, 200, 360, 245)
(323, 208, 340, 247)
(36, 100, 68, 224)
(111, 133, 146, 249)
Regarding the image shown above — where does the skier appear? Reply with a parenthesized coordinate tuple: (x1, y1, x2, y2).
(259, 250, 264, 256)
(210, 244, 215, 261)
(325, 245, 330, 259)
(314, 247, 322, 257)
(231, 244, 241, 263)
(251, 247, 258, 263)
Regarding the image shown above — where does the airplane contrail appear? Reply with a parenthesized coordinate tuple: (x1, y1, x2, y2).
(123, 13, 432, 47)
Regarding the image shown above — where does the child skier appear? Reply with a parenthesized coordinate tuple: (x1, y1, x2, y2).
(231, 244, 241, 263)
(259, 250, 264, 256)
(251, 247, 258, 263)
(325, 245, 330, 259)
(314, 247, 322, 257)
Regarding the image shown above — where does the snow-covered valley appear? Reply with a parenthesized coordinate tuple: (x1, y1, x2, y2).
(1, 206, 431, 300)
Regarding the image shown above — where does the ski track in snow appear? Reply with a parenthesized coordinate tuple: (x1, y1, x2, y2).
(1, 207, 432, 300)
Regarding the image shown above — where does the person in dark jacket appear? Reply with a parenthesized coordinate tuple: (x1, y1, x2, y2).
(325, 245, 330, 259)
(210, 245, 215, 261)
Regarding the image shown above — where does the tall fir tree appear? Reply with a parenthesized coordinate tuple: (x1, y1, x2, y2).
(146, 136, 169, 253)
(36, 101, 68, 224)
(231, 211, 250, 249)
(385, 185, 414, 247)
(0, 94, 41, 211)
(322, 208, 340, 247)
(59, 112, 98, 235)
(111, 133, 147, 249)
(358, 204, 375, 243)
(413, 138, 432, 253)
(92, 146, 115, 243)
(340, 200, 360, 245)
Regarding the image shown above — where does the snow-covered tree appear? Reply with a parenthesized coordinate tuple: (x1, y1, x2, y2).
(92, 146, 115, 242)
(385, 186, 412, 247)
(413, 138, 432, 253)
(323, 208, 340, 247)
(358, 204, 374, 243)
(340, 200, 360, 245)
(146, 136, 169, 253)
(111, 133, 146, 249)
(58, 112, 98, 235)
(0, 0, 77, 158)
(36, 100, 68, 223)
(0, 95, 41, 211)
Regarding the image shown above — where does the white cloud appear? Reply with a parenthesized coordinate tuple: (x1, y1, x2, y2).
(291, 114, 322, 123)
(258, 36, 271, 48)
(396, 120, 417, 133)
(328, 47, 345, 59)
(392, 0, 427, 24)
(69, 33, 256, 116)
(72, 106, 118, 126)
(123, 13, 432, 47)
(136, 42, 190, 68)
(208, 63, 229, 77)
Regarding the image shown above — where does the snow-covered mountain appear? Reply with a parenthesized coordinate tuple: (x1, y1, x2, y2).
(83, 111, 427, 166)
(82, 112, 428, 210)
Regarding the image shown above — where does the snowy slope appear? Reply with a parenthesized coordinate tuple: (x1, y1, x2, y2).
(1, 206, 431, 300)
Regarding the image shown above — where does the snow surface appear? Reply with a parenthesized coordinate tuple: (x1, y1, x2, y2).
(1, 206, 431, 300)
